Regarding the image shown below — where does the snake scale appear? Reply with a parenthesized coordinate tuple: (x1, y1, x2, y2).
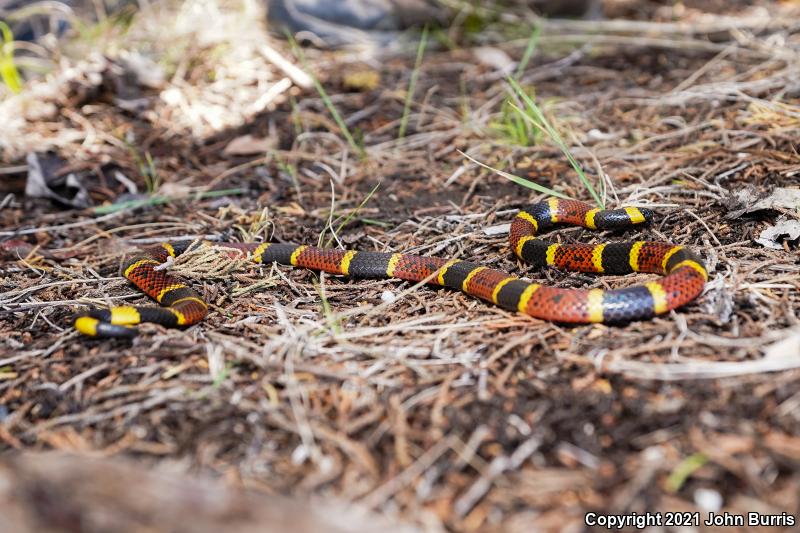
(74, 198, 707, 337)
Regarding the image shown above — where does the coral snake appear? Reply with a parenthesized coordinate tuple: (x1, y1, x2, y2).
(74, 198, 707, 337)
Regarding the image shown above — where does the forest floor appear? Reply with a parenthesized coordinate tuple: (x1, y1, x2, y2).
(1, 1, 800, 531)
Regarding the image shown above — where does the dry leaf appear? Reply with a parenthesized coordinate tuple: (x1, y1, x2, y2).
(755, 217, 800, 250)
(223, 134, 277, 156)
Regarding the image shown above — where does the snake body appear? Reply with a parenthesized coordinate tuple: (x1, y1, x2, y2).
(74, 199, 707, 337)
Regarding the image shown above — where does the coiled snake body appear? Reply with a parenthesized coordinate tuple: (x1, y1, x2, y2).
(75, 199, 707, 337)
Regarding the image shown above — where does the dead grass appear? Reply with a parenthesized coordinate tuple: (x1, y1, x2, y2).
(2, 0, 800, 531)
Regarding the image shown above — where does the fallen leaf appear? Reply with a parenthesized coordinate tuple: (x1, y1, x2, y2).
(750, 187, 800, 212)
(343, 69, 381, 91)
(223, 134, 277, 156)
(755, 217, 800, 250)
(473, 46, 516, 75)
(726, 186, 800, 218)
(24, 152, 91, 208)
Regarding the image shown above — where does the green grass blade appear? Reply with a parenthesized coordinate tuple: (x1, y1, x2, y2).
(490, 83, 541, 146)
(398, 26, 429, 140)
(0, 21, 23, 93)
(509, 100, 602, 207)
(458, 150, 571, 200)
(358, 218, 391, 228)
(93, 188, 246, 215)
(323, 181, 381, 247)
(314, 278, 342, 334)
(506, 77, 604, 208)
(514, 24, 541, 79)
(665, 453, 708, 493)
(287, 34, 365, 159)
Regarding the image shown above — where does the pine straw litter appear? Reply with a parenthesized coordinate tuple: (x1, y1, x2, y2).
(1, 1, 800, 531)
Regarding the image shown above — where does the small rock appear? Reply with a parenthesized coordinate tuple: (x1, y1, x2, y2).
(381, 290, 396, 303)
(694, 488, 723, 513)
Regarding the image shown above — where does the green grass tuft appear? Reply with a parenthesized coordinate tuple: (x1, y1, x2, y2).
(398, 26, 429, 140)
(0, 21, 23, 93)
(142, 152, 160, 195)
(506, 76, 604, 208)
(126, 145, 161, 195)
(490, 84, 542, 146)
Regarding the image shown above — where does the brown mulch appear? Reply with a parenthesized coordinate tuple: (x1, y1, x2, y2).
(1, 1, 800, 531)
